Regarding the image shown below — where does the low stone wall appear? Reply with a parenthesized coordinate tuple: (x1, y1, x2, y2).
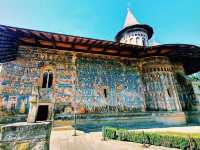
(153, 112, 186, 125)
(0, 115, 27, 124)
(185, 111, 200, 123)
(53, 112, 188, 133)
(0, 121, 52, 150)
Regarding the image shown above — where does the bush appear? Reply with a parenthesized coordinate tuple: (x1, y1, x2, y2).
(102, 127, 200, 150)
(102, 127, 117, 140)
(116, 129, 128, 141)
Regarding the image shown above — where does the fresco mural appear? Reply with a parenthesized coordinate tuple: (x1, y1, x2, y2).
(74, 55, 145, 113)
(141, 57, 182, 111)
(1, 45, 200, 122)
(0, 61, 39, 119)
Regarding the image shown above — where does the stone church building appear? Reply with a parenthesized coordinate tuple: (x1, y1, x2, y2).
(0, 8, 200, 123)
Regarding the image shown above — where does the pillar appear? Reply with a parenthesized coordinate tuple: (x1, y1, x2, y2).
(141, 56, 182, 111)
(27, 85, 39, 123)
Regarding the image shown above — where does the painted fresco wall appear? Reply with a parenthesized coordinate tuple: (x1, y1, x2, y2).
(173, 64, 193, 110)
(2, 45, 200, 123)
(53, 53, 146, 115)
(74, 54, 145, 113)
(190, 81, 200, 110)
(172, 64, 200, 111)
(141, 57, 182, 111)
(0, 46, 146, 120)
(0, 62, 35, 116)
(188, 72, 200, 108)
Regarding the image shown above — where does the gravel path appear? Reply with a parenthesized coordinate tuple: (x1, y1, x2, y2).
(50, 128, 182, 150)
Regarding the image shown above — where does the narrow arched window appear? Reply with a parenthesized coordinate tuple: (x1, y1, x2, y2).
(103, 89, 107, 98)
(42, 71, 53, 88)
(130, 38, 133, 44)
(167, 88, 171, 97)
(136, 37, 140, 45)
(142, 38, 146, 46)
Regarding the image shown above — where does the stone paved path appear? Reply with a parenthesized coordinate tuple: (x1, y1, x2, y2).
(50, 129, 180, 150)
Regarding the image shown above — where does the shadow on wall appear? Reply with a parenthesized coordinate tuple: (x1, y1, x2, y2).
(175, 72, 196, 111)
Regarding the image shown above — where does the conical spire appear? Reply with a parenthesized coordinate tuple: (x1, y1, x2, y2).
(115, 7, 153, 42)
(124, 8, 139, 28)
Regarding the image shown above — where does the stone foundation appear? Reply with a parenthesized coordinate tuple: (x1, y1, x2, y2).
(185, 111, 200, 123)
(0, 122, 52, 150)
(53, 112, 187, 130)
(153, 112, 186, 125)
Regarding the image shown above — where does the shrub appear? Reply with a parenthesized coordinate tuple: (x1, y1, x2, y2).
(102, 127, 117, 140)
(102, 127, 200, 150)
(116, 129, 128, 141)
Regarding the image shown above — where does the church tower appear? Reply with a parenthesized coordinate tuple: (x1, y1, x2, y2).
(115, 8, 153, 46)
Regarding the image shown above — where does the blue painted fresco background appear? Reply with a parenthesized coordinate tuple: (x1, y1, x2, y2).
(75, 56, 145, 112)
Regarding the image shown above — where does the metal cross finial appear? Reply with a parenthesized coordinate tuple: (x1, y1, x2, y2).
(127, 1, 131, 10)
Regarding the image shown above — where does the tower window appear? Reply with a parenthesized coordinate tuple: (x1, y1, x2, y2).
(130, 38, 133, 44)
(142, 38, 146, 46)
(167, 88, 171, 97)
(136, 37, 140, 45)
(42, 71, 53, 88)
(103, 89, 107, 98)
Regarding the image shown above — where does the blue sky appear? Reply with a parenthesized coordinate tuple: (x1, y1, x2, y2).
(0, 0, 199, 45)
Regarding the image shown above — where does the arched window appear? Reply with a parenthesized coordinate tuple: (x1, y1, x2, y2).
(42, 71, 53, 88)
(142, 38, 146, 46)
(167, 88, 171, 97)
(103, 89, 107, 98)
(136, 37, 140, 45)
(130, 38, 133, 44)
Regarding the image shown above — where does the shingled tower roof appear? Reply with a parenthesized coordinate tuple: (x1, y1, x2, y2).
(115, 8, 154, 41)
(124, 8, 139, 28)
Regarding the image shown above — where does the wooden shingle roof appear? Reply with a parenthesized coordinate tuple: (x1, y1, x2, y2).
(0, 24, 200, 75)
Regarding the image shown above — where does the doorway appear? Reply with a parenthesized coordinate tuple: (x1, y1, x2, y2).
(36, 105, 49, 121)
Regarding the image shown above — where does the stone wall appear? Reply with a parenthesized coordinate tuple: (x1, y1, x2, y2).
(0, 122, 52, 150)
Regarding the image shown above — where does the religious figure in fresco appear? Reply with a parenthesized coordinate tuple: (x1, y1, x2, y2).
(2, 96, 8, 112)
(7, 100, 12, 112)
(20, 100, 26, 114)
(0, 95, 3, 112)
(9, 96, 17, 114)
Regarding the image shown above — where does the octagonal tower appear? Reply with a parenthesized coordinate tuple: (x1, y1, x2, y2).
(115, 8, 183, 112)
(115, 8, 153, 46)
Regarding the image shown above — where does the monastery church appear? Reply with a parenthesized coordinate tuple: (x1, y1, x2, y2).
(0, 8, 200, 123)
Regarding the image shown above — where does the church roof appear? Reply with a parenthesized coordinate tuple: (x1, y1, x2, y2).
(0, 24, 200, 75)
